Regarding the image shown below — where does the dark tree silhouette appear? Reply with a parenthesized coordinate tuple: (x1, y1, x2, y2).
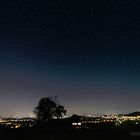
(33, 97, 67, 122)
(54, 105, 67, 119)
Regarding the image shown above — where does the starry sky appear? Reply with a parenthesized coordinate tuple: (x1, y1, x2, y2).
(0, 0, 140, 117)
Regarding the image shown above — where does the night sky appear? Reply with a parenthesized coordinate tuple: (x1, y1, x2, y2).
(0, 0, 140, 117)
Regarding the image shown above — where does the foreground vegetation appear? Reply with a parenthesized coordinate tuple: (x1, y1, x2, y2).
(1, 124, 139, 140)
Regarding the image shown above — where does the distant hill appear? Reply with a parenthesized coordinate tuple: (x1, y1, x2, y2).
(126, 111, 140, 116)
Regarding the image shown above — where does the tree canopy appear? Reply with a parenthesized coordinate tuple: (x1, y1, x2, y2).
(33, 97, 67, 122)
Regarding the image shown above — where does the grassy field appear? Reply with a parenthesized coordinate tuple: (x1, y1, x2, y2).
(2, 126, 140, 140)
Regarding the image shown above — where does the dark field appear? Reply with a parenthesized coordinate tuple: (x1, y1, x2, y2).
(2, 126, 140, 140)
